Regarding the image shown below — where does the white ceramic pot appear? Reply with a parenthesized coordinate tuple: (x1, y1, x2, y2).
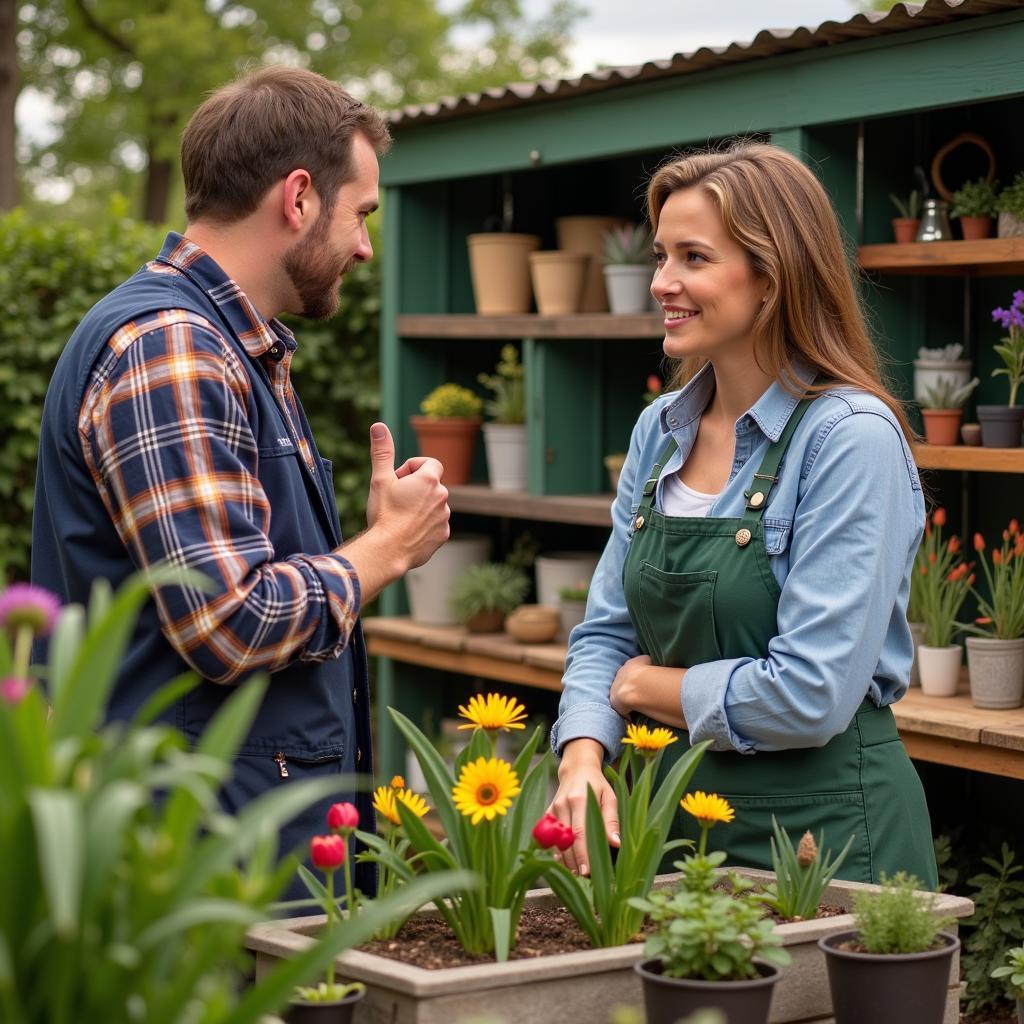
(908, 621, 926, 688)
(558, 598, 588, 642)
(535, 552, 600, 615)
(404, 534, 490, 626)
(603, 265, 653, 315)
(482, 422, 527, 491)
(966, 636, 1024, 709)
(916, 644, 963, 697)
(912, 360, 972, 404)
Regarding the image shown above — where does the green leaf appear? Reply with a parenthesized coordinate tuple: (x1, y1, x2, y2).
(132, 672, 200, 727)
(584, 784, 614, 924)
(490, 906, 512, 962)
(27, 789, 84, 938)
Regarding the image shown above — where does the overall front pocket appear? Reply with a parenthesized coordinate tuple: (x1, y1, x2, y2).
(637, 563, 723, 667)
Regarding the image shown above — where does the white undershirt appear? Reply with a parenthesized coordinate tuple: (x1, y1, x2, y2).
(661, 471, 719, 518)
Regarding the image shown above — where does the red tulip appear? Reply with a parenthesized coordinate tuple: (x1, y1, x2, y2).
(327, 802, 359, 833)
(532, 812, 575, 852)
(993, 549, 1003, 566)
(932, 508, 947, 528)
(974, 533, 986, 552)
(947, 535, 960, 555)
(646, 374, 662, 396)
(1011, 519, 1020, 535)
(310, 834, 346, 871)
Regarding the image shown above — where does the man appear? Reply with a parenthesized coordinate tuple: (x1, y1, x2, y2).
(31, 66, 449, 895)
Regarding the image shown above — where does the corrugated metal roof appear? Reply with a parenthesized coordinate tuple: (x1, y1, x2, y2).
(390, 0, 1022, 126)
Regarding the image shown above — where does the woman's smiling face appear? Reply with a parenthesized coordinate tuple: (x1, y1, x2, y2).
(651, 186, 769, 363)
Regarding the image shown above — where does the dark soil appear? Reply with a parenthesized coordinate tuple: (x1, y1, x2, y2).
(959, 1008, 1017, 1023)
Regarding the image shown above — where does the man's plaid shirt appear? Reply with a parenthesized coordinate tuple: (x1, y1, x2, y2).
(77, 235, 360, 684)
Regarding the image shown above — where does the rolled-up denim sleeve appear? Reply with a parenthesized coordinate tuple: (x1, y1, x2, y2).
(550, 407, 657, 759)
(683, 410, 922, 753)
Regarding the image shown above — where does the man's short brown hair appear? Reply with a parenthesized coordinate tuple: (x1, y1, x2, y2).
(181, 65, 391, 224)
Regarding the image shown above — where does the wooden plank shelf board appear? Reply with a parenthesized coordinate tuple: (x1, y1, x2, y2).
(448, 484, 614, 526)
(858, 238, 1024, 276)
(913, 445, 1024, 473)
(396, 313, 664, 339)
(363, 616, 566, 692)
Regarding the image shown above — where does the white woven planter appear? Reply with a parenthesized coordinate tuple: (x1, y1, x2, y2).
(966, 636, 1024, 709)
(917, 644, 962, 698)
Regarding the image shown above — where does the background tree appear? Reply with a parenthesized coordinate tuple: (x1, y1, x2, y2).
(13, 0, 582, 223)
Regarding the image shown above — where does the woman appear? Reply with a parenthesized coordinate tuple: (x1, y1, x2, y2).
(549, 143, 937, 888)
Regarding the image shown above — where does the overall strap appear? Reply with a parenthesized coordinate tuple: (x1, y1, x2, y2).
(741, 396, 814, 524)
(638, 436, 679, 512)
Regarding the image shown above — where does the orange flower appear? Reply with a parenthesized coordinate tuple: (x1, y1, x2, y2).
(969, 574, 976, 585)
(918, 565, 928, 576)
(974, 533, 986, 552)
(1016, 536, 1024, 557)
(948, 535, 960, 555)
(933, 508, 947, 528)
(928, 551, 937, 564)
(977, 616, 993, 625)
(1004, 530, 1011, 543)
(994, 549, 1003, 566)
(1012, 519, 1020, 535)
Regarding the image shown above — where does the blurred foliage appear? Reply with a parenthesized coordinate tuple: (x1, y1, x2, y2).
(17, 0, 583, 222)
(0, 202, 381, 580)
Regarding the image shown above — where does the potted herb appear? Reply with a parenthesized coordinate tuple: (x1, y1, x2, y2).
(888, 189, 922, 243)
(466, 232, 541, 315)
(912, 342, 972, 405)
(818, 872, 958, 1024)
(918, 374, 979, 445)
(951, 177, 999, 239)
(991, 945, 1024, 1024)
(961, 525, 1024, 709)
(450, 561, 530, 633)
(997, 171, 1024, 238)
(630, 794, 790, 1024)
(478, 344, 527, 491)
(978, 292, 1024, 447)
(557, 580, 589, 639)
(410, 382, 483, 485)
(602, 223, 653, 314)
(916, 508, 972, 697)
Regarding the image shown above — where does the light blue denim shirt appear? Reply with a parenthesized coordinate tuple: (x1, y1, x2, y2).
(551, 362, 925, 758)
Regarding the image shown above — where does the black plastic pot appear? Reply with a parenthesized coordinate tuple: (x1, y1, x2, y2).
(634, 957, 780, 1024)
(1017, 995, 1023, 1024)
(977, 405, 1024, 448)
(818, 930, 959, 1024)
(283, 987, 365, 1024)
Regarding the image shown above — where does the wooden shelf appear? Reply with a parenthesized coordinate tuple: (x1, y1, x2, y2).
(913, 444, 1024, 472)
(363, 616, 566, 692)
(448, 485, 613, 526)
(858, 238, 1024, 276)
(396, 313, 664, 339)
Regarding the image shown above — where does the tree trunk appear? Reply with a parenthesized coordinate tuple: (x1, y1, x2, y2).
(143, 145, 172, 224)
(0, 0, 18, 211)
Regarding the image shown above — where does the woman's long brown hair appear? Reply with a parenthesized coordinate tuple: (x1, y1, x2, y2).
(647, 143, 914, 442)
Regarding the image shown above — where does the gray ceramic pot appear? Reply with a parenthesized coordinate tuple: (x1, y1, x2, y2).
(977, 405, 1024, 448)
(966, 636, 1024, 709)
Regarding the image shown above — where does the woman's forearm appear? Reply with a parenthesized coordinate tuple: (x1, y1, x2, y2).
(611, 657, 689, 728)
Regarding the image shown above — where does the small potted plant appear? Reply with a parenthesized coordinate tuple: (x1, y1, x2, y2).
(631, 794, 790, 1024)
(602, 223, 653, 314)
(557, 580, 589, 639)
(951, 177, 999, 239)
(918, 374, 979, 445)
(916, 508, 972, 697)
(978, 291, 1024, 447)
(997, 171, 1024, 238)
(449, 561, 530, 633)
(889, 189, 922, 243)
(961, 525, 1024, 709)
(818, 872, 958, 1024)
(991, 944, 1024, 1024)
(478, 344, 527, 491)
(410, 383, 483, 485)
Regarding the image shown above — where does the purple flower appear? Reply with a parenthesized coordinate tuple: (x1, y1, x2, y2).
(1014, 290, 1024, 310)
(1, 677, 30, 705)
(0, 584, 61, 637)
(1013, 308, 1024, 330)
(994, 306, 1008, 323)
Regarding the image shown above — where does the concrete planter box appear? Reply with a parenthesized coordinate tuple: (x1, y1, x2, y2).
(246, 870, 973, 1024)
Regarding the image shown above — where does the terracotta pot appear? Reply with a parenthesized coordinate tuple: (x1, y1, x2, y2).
(505, 604, 560, 643)
(891, 218, 920, 243)
(528, 251, 589, 315)
(409, 415, 481, 485)
(467, 233, 540, 315)
(555, 215, 629, 312)
(920, 408, 962, 446)
(819, 930, 959, 1024)
(464, 608, 506, 633)
(960, 423, 982, 446)
(960, 215, 994, 240)
(977, 405, 1024, 448)
(635, 958, 781, 1024)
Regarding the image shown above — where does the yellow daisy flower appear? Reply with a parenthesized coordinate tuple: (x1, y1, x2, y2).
(457, 692, 528, 732)
(680, 791, 735, 827)
(372, 785, 430, 826)
(452, 756, 521, 824)
(621, 722, 678, 754)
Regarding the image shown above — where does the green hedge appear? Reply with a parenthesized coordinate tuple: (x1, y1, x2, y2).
(0, 207, 379, 580)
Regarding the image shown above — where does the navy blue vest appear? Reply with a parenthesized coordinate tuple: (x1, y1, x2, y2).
(32, 255, 374, 888)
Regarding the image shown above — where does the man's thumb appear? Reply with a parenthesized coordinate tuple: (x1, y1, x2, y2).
(369, 422, 395, 476)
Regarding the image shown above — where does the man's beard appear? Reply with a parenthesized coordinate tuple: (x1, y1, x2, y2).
(282, 215, 354, 321)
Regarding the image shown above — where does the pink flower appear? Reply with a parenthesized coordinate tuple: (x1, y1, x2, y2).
(0, 584, 61, 637)
(310, 834, 346, 871)
(1, 677, 30, 704)
(532, 812, 575, 852)
(327, 802, 359, 833)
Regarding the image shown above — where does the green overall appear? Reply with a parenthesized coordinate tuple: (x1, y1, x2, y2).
(623, 400, 937, 887)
